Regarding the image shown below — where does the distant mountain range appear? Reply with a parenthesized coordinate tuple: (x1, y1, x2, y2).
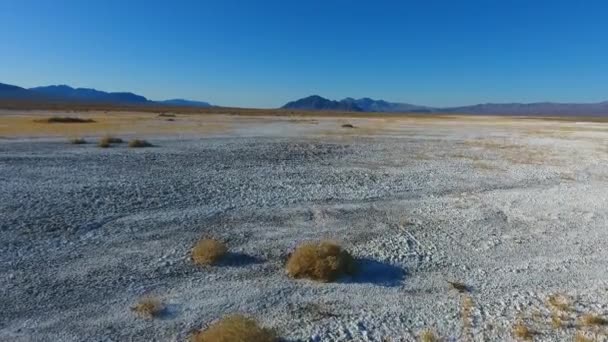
(0, 82, 212, 108)
(282, 95, 608, 116)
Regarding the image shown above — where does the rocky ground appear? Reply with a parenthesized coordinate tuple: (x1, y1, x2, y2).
(1, 114, 607, 341)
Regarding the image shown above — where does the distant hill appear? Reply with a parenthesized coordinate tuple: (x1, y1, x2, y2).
(282, 95, 363, 112)
(30, 85, 148, 104)
(341, 97, 431, 112)
(159, 99, 211, 108)
(0, 83, 42, 100)
(0, 82, 212, 108)
(282, 95, 608, 116)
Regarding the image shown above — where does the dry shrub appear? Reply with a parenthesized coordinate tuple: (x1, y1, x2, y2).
(191, 239, 227, 265)
(69, 137, 87, 144)
(286, 241, 356, 282)
(341, 123, 355, 128)
(419, 328, 439, 342)
(99, 136, 123, 148)
(574, 331, 595, 342)
(128, 139, 153, 148)
(579, 313, 608, 327)
(512, 321, 534, 341)
(131, 296, 165, 318)
(36, 116, 95, 123)
(547, 293, 572, 312)
(190, 314, 277, 342)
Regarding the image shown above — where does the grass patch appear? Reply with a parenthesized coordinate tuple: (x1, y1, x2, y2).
(35, 116, 95, 123)
(579, 313, 608, 327)
(191, 238, 227, 266)
(286, 241, 356, 282)
(419, 328, 439, 342)
(128, 139, 153, 148)
(512, 321, 535, 341)
(68, 137, 87, 144)
(547, 294, 572, 312)
(98, 136, 123, 148)
(574, 331, 595, 342)
(190, 314, 277, 342)
(131, 296, 165, 318)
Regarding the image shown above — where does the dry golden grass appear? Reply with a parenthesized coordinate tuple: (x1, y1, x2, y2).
(579, 314, 608, 327)
(286, 241, 356, 282)
(574, 331, 595, 342)
(419, 328, 439, 342)
(68, 137, 87, 144)
(98, 136, 123, 148)
(461, 295, 474, 339)
(131, 296, 165, 318)
(547, 294, 572, 312)
(191, 239, 227, 266)
(35, 116, 95, 123)
(128, 139, 153, 148)
(512, 321, 534, 341)
(551, 312, 565, 329)
(190, 314, 277, 342)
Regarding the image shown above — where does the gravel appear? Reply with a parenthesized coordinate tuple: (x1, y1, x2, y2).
(1, 119, 608, 341)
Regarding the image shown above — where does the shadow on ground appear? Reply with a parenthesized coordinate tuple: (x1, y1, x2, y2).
(344, 258, 405, 287)
(218, 252, 265, 267)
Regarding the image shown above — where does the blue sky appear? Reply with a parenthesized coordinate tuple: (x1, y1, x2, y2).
(1, 0, 607, 108)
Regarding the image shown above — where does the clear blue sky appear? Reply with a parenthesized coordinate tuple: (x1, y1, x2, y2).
(1, 0, 607, 108)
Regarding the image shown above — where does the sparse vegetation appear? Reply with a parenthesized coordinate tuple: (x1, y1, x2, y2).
(128, 139, 153, 148)
(419, 328, 439, 342)
(131, 296, 165, 318)
(579, 313, 608, 327)
(68, 137, 87, 144)
(191, 238, 227, 265)
(158, 113, 176, 117)
(512, 321, 534, 341)
(190, 314, 277, 342)
(35, 116, 95, 123)
(574, 331, 595, 342)
(547, 293, 572, 312)
(286, 241, 356, 282)
(98, 136, 123, 148)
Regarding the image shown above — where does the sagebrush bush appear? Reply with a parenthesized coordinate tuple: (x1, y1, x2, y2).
(191, 239, 227, 265)
(69, 137, 87, 144)
(190, 314, 277, 342)
(131, 296, 165, 318)
(286, 241, 356, 282)
(128, 139, 152, 148)
(98, 136, 123, 148)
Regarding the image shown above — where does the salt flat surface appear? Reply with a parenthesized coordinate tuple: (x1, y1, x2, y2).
(1, 113, 607, 341)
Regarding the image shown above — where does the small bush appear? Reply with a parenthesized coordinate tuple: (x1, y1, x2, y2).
(419, 328, 439, 342)
(579, 313, 607, 327)
(512, 321, 534, 341)
(190, 314, 277, 342)
(191, 239, 227, 265)
(341, 123, 355, 128)
(99, 136, 123, 148)
(131, 296, 165, 318)
(286, 241, 356, 282)
(547, 294, 572, 311)
(69, 137, 87, 144)
(128, 139, 153, 148)
(36, 116, 95, 123)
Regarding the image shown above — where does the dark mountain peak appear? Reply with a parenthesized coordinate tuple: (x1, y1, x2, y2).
(282, 95, 363, 112)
